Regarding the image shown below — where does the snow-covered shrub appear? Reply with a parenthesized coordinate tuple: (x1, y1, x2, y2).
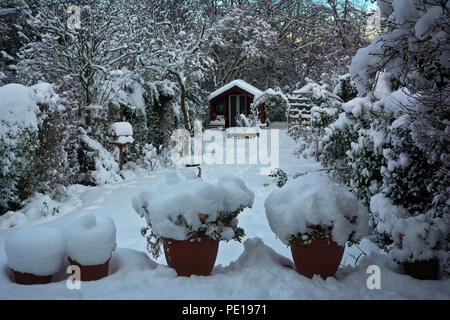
(288, 79, 341, 160)
(132, 172, 254, 258)
(268, 168, 288, 188)
(0, 84, 39, 215)
(320, 90, 391, 210)
(122, 80, 177, 166)
(370, 192, 446, 265)
(250, 89, 289, 126)
(33, 83, 79, 199)
(333, 74, 358, 103)
(264, 172, 369, 247)
(63, 213, 117, 266)
(78, 130, 123, 186)
(349, 0, 450, 274)
(139, 144, 160, 171)
(368, 90, 448, 269)
(236, 114, 250, 127)
(5, 226, 64, 276)
(261, 92, 288, 123)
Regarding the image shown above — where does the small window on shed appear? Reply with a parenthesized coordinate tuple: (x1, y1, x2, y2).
(214, 99, 224, 114)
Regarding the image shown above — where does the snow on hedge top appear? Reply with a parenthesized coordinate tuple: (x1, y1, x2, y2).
(208, 79, 262, 100)
(264, 172, 369, 246)
(132, 173, 254, 240)
(5, 226, 64, 276)
(63, 213, 117, 266)
(110, 121, 133, 137)
(0, 83, 39, 130)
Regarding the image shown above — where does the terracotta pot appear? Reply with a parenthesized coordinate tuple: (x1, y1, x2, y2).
(402, 259, 440, 280)
(11, 269, 52, 285)
(68, 257, 110, 281)
(162, 236, 219, 277)
(290, 238, 345, 279)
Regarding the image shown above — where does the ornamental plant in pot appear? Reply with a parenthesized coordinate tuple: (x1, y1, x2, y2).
(132, 172, 254, 277)
(265, 172, 369, 279)
(63, 213, 117, 281)
(5, 226, 64, 285)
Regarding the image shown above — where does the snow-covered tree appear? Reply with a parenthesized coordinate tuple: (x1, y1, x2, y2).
(205, 6, 277, 87)
(138, 9, 210, 131)
(349, 0, 449, 276)
(16, 1, 142, 124)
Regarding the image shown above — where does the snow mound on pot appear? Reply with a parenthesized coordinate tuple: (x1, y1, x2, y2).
(131, 172, 254, 240)
(264, 172, 369, 246)
(63, 213, 117, 266)
(5, 226, 64, 276)
(219, 176, 255, 212)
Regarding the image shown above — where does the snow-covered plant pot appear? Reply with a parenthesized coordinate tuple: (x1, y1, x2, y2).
(5, 226, 64, 285)
(63, 213, 117, 281)
(162, 236, 219, 277)
(132, 172, 254, 276)
(265, 172, 369, 279)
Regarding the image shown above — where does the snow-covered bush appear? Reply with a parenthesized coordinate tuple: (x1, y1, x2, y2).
(132, 172, 254, 258)
(368, 90, 448, 269)
(236, 114, 251, 127)
(268, 168, 288, 188)
(5, 226, 64, 276)
(349, 0, 450, 274)
(288, 79, 341, 160)
(264, 172, 369, 247)
(320, 88, 391, 210)
(63, 213, 117, 266)
(33, 83, 79, 199)
(333, 74, 358, 103)
(0, 84, 39, 215)
(122, 80, 177, 166)
(78, 130, 123, 186)
(259, 91, 289, 123)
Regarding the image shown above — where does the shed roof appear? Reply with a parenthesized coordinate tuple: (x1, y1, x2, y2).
(208, 79, 262, 101)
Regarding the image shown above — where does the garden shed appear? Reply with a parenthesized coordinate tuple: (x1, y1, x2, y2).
(208, 79, 265, 128)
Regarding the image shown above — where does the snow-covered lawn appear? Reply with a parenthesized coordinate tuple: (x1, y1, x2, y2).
(1, 126, 449, 299)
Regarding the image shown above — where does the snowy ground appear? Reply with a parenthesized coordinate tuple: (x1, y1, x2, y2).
(1, 124, 449, 299)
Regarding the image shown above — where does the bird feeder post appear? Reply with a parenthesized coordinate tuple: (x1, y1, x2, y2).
(110, 122, 134, 171)
(118, 144, 125, 170)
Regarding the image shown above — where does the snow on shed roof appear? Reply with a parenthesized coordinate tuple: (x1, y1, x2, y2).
(208, 79, 262, 101)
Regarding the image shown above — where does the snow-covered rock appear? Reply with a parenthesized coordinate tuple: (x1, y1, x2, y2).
(63, 213, 117, 266)
(5, 226, 64, 276)
(264, 172, 369, 246)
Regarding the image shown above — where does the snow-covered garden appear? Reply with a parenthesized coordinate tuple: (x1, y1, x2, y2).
(0, 0, 449, 300)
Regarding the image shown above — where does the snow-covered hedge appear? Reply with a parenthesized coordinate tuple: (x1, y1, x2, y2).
(264, 172, 369, 246)
(5, 226, 64, 276)
(132, 172, 254, 258)
(63, 213, 117, 266)
(0, 84, 40, 215)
